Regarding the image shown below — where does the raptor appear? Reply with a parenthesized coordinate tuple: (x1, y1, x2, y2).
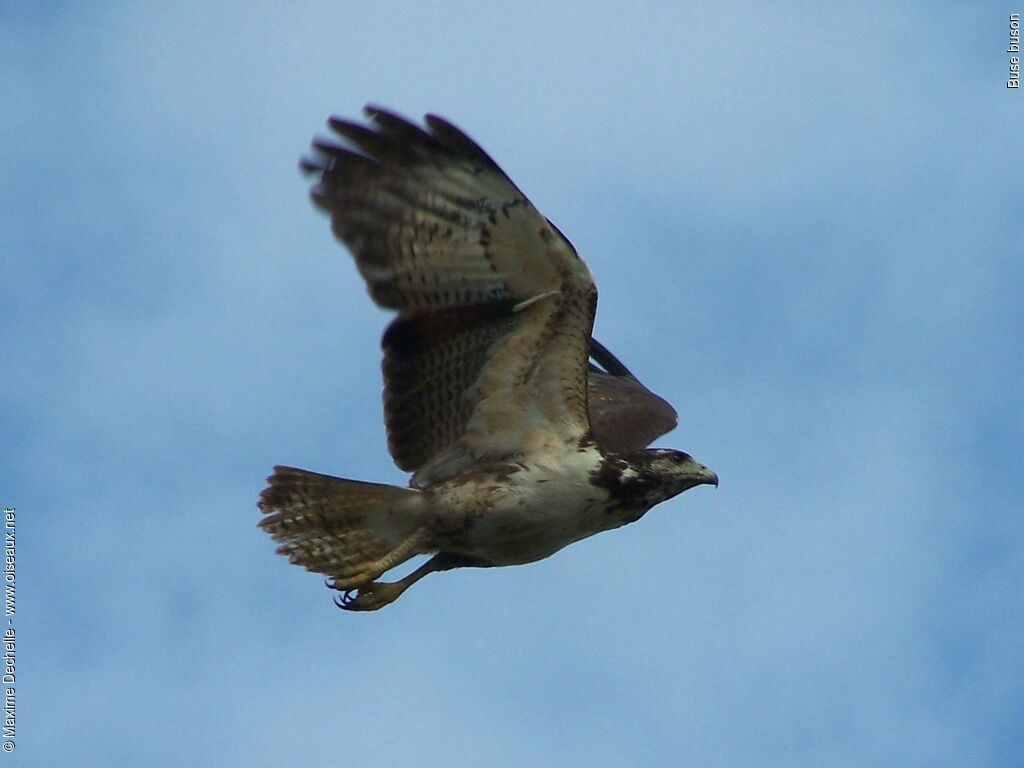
(259, 107, 717, 611)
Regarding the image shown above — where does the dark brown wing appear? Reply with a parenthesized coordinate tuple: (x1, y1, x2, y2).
(587, 339, 678, 454)
(304, 107, 596, 484)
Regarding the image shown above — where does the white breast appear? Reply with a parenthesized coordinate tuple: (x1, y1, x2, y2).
(429, 443, 619, 566)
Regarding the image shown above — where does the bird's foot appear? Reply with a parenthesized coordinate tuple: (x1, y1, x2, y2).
(322, 528, 430, 595)
(325, 572, 376, 591)
(333, 580, 407, 612)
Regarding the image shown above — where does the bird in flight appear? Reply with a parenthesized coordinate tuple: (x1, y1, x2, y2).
(259, 106, 717, 611)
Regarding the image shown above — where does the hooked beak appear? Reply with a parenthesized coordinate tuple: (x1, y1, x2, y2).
(697, 465, 719, 488)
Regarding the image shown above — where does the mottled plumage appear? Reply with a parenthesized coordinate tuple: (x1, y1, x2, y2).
(259, 107, 716, 611)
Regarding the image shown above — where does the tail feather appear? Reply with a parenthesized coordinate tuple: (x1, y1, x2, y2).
(258, 466, 424, 579)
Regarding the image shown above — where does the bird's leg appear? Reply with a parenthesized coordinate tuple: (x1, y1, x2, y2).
(325, 527, 429, 592)
(334, 553, 490, 612)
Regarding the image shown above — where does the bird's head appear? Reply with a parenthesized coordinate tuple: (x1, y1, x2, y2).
(594, 448, 717, 513)
(642, 449, 719, 495)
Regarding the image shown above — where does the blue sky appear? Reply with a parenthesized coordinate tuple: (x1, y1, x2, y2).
(3, 1, 1022, 765)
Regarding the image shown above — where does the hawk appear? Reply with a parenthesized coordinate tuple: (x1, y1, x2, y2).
(259, 107, 717, 611)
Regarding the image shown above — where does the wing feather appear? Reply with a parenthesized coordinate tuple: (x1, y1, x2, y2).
(587, 340, 678, 453)
(381, 303, 517, 473)
(304, 106, 596, 481)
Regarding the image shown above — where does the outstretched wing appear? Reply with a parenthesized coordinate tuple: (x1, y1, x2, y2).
(587, 339, 678, 454)
(304, 106, 596, 484)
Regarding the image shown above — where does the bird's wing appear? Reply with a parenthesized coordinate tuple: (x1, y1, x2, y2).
(304, 107, 597, 484)
(586, 339, 678, 454)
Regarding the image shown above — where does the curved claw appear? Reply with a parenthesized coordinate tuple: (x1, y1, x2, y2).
(333, 589, 359, 609)
(338, 581, 407, 612)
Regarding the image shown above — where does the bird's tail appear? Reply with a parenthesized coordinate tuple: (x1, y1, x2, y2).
(258, 465, 427, 580)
